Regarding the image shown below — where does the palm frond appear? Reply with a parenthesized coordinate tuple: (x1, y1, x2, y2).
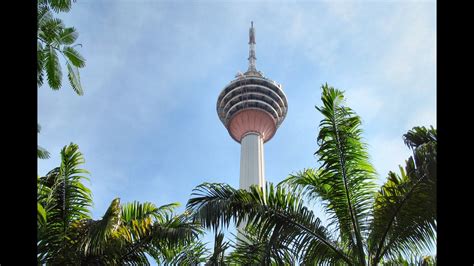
(121, 201, 179, 225)
(58, 27, 78, 45)
(38, 145, 51, 159)
(37, 6, 53, 29)
(39, 17, 65, 44)
(45, 45, 62, 89)
(187, 182, 353, 265)
(303, 83, 377, 264)
(80, 198, 122, 256)
(151, 212, 203, 248)
(38, 42, 45, 87)
(114, 202, 201, 264)
(207, 231, 230, 265)
(38, 202, 47, 227)
(403, 126, 436, 150)
(166, 240, 209, 265)
(66, 61, 83, 95)
(368, 126, 436, 264)
(63, 46, 85, 67)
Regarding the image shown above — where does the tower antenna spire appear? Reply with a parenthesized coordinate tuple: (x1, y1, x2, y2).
(248, 21, 257, 72)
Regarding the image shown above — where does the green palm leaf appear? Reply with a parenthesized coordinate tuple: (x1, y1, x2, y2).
(38, 42, 45, 86)
(66, 61, 84, 95)
(63, 46, 85, 67)
(38, 202, 47, 226)
(38, 145, 51, 159)
(80, 198, 122, 257)
(58, 27, 78, 45)
(45, 45, 62, 89)
(39, 17, 64, 44)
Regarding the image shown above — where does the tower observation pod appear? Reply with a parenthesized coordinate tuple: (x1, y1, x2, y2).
(216, 22, 288, 193)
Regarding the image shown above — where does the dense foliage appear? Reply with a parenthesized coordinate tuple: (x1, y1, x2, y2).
(37, 143, 202, 264)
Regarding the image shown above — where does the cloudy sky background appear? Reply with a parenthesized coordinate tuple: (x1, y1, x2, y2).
(38, 0, 436, 257)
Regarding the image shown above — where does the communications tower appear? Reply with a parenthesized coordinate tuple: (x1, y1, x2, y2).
(216, 22, 288, 192)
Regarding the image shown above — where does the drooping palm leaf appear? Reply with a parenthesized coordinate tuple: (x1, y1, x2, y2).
(38, 145, 51, 159)
(63, 46, 85, 67)
(66, 61, 83, 95)
(45, 45, 62, 89)
(187, 182, 353, 265)
(38, 42, 45, 86)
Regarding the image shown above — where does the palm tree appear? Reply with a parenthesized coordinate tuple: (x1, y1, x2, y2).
(38, 143, 202, 264)
(187, 84, 436, 265)
(38, 0, 85, 95)
(37, 143, 93, 264)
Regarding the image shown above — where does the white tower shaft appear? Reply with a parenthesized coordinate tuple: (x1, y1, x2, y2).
(238, 132, 265, 239)
(239, 132, 265, 190)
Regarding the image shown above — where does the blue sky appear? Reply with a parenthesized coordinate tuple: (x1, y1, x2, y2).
(38, 0, 436, 258)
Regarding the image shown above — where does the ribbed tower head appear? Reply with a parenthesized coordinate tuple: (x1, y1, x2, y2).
(216, 22, 288, 144)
